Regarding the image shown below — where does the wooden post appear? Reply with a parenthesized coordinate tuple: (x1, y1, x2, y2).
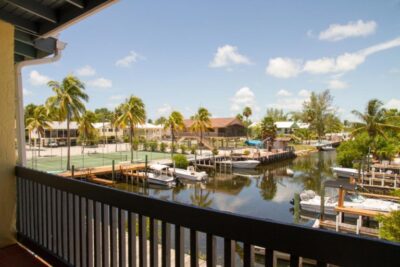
(112, 160, 115, 183)
(71, 165, 75, 178)
(338, 186, 344, 208)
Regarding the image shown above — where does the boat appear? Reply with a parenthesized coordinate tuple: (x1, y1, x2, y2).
(220, 159, 260, 169)
(169, 166, 208, 182)
(138, 164, 175, 187)
(321, 145, 335, 151)
(286, 168, 294, 176)
(299, 190, 400, 215)
(331, 167, 361, 178)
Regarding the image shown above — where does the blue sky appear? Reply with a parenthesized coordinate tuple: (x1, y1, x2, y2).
(22, 0, 400, 121)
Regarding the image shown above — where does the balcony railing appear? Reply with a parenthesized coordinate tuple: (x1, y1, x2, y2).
(16, 166, 400, 267)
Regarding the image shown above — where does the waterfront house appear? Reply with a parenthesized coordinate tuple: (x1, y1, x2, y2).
(180, 117, 246, 138)
(29, 121, 79, 146)
(1, 2, 399, 266)
(275, 121, 299, 134)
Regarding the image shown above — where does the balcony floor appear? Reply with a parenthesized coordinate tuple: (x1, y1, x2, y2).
(0, 244, 49, 267)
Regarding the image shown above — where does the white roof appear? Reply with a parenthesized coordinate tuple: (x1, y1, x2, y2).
(93, 122, 112, 129)
(150, 164, 169, 171)
(297, 122, 310, 129)
(48, 121, 78, 130)
(249, 122, 259, 128)
(136, 123, 163, 129)
(274, 121, 298, 129)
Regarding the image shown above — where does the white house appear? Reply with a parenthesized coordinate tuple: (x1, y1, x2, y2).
(274, 121, 299, 134)
(29, 121, 79, 146)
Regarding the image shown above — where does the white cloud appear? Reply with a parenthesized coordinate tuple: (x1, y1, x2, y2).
(156, 104, 172, 117)
(267, 97, 305, 111)
(76, 65, 96, 76)
(115, 51, 143, 67)
(230, 87, 259, 113)
(87, 78, 112, 88)
(327, 79, 348, 89)
(298, 89, 311, 98)
(109, 94, 125, 101)
(29, 70, 50, 86)
(266, 37, 400, 78)
(276, 89, 292, 97)
(385, 99, 400, 109)
(265, 57, 302, 78)
(318, 20, 377, 41)
(209, 45, 251, 69)
(23, 88, 32, 96)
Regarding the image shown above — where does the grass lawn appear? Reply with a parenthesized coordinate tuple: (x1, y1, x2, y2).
(27, 151, 172, 172)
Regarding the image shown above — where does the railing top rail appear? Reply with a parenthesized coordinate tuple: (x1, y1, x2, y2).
(16, 166, 400, 267)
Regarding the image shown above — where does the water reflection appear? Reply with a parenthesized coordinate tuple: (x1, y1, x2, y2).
(114, 151, 337, 224)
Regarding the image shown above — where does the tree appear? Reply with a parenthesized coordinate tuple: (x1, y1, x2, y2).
(46, 75, 88, 170)
(336, 133, 371, 168)
(116, 96, 146, 162)
(25, 103, 38, 147)
(242, 106, 252, 139)
(258, 116, 277, 151)
(111, 105, 123, 152)
(190, 107, 212, 155)
(26, 106, 51, 157)
(78, 110, 97, 150)
(377, 211, 400, 242)
(94, 108, 113, 122)
(302, 90, 340, 141)
(352, 99, 400, 140)
(266, 108, 287, 121)
(155, 116, 167, 125)
(164, 111, 185, 158)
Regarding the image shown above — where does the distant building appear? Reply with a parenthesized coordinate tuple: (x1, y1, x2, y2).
(123, 123, 165, 140)
(29, 121, 79, 146)
(179, 117, 246, 138)
(274, 121, 299, 134)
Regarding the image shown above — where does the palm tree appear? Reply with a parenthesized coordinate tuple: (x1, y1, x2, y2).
(116, 96, 146, 162)
(352, 99, 400, 139)
(242, 106, 252, 139)
(78, 111, 97, 153)
(26, 106, 51, 157)
(190, 107, 212, 155)
(259, 116, 277, 151)
(46, 75, 88, 170)
(111, 105, 123, 152)
(164, 111, 185, 158)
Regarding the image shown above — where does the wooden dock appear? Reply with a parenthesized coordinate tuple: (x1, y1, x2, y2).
(358, 171, 400, 190)
(59, 163, 146, 178)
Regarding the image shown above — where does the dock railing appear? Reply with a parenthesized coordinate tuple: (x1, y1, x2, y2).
(16, 166, 400, 267)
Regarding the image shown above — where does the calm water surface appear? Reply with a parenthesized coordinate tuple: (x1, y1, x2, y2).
(115, 151, 337, 225)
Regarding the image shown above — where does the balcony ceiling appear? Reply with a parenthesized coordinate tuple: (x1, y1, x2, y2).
(0, 0, 117, 63)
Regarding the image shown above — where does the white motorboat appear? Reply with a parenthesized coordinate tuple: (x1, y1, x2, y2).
(169, 166, 208, 182)
(321, 145, 335, 151)
(299, 190, 400, 215)
(331, 167, 361, 178)
(139, 164, 175, 187)
(220, 159, 260, 169)
(286, 168, 294, 176)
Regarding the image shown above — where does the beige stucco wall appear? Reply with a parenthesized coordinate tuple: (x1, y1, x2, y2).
(0, 19, 16, 248)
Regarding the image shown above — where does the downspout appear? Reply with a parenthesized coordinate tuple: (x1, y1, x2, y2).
(15, 40, 67, 166)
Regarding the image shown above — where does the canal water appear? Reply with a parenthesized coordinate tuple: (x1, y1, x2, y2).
(114, 151, 338, 266)
(115, 151, 337, 225)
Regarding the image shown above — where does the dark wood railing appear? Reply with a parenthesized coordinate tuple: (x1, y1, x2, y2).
(16, 166, 400, 267)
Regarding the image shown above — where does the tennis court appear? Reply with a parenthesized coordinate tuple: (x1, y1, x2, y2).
(27, 151, 172, 172)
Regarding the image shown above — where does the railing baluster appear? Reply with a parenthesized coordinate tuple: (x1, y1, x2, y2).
(103, 204, 109, 267)
(161, 222, 171, 267)
(110, 206, 117, 267)
(34, 182, 39, 242)
(206, 233, 216, 267)
(128, 212, 137, 267)
(62, 191, 67, 261)
(224, 238, 235, 267)
(150, 218, 159, 267)
(290, 254, 299, 267)
(39, 183, 43, 246)
(72, 194, 76, 265)
(78, 195, 83, 267)
(139, 215, 147, 267)
(48, 186, 52, 252)
(175, 225, 184, 267)
(94, 201, 101, 267)
(243, 243, 254, 267)
(88, 199, 94, 267)
(264, 248, 273, 267)
(27, 180, 32, 239)
(190, 229, 198, 267)
(52, 188, 57, 254)
(67, 193, 72, 264)
(119, 209, 126, 267)
(57, 190, 62, 257)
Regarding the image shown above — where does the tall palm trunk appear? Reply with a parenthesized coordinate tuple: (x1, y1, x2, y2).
(130, 124, 134, 162)
(171, 127, 174, 158)
(66, 113, 71, 170)
(200, 130, 203, 155)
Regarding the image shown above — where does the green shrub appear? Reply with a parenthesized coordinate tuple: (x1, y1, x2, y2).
(132, 138, 139, 150)
(243, 150, 250, 156)
(180, 144, 187, 154)
(142, 140, 149, 151)
(190, 144, 198, 155)
(173, 154, 189, 169)
(160, 142, 167, 153)
(212, 148, 219, 156)
(149, 141, 158, 152)
(377, 210, 400, 242)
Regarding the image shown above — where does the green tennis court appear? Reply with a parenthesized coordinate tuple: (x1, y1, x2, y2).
(27, 151, 172, 172)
